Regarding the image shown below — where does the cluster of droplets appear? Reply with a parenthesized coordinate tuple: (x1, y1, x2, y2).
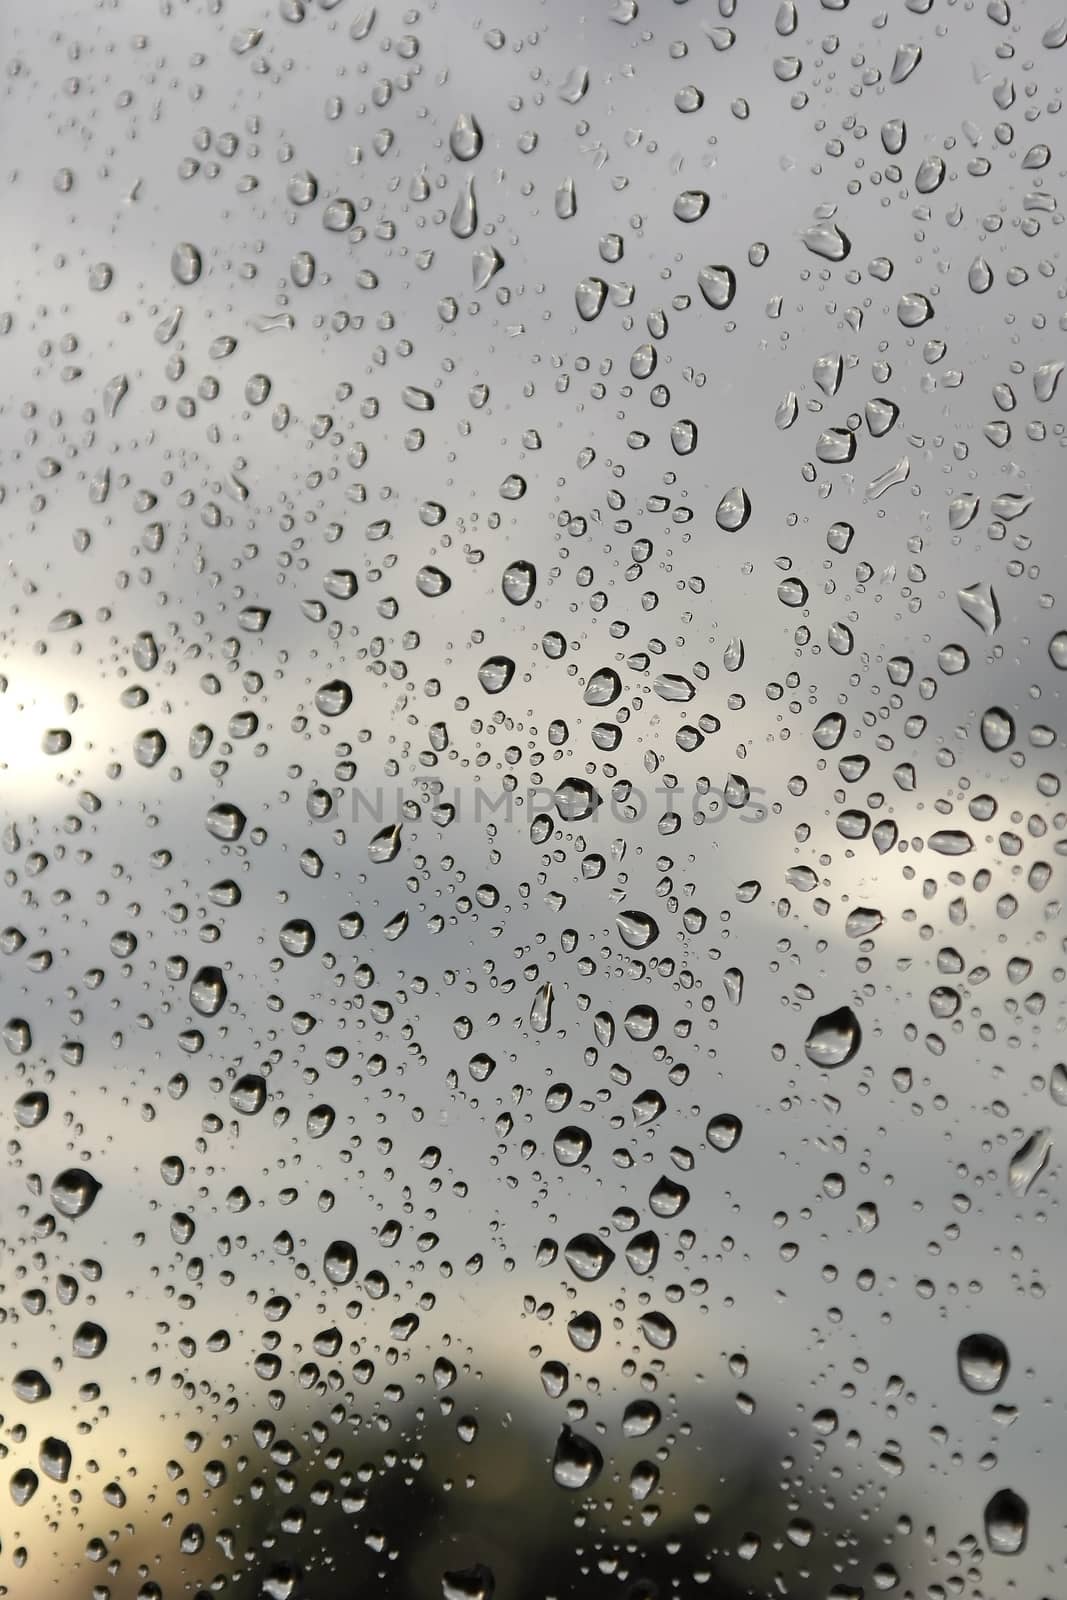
(0, 0, 1065, 1594)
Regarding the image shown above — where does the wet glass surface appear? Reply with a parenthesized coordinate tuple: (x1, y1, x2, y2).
(0, 1, 1065, 1595)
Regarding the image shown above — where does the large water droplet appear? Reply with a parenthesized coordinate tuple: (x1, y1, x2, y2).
(50, 1167, 102, 1219)
(449, 112, 483, 161)
(984, 1488, 1028, 1555)
(804, 1006, 862, 1068)
(171, 242, 202, 284)
(957, 1333, 1009, 1394)
(552, 1426, 603, 1490)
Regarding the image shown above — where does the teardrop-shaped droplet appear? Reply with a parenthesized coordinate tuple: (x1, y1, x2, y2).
(949, 494, 979, 530)
(103, 373, 128, 418)
(670, 418, 697, 455)
(804, 1006, 861, 1068)
(865, 397, 899, 437)
(1034, 361, 1064, 402)
(50, 1167, 102, 1219)
(915, 155, 945, 193)
(616, 910, 659, 949)
(697, 263, 736, 308)
(39, 1438, 72, 1484)
(416, 565, 452, 597)
(776, 391, 798, 429)
(575, 278, 607, 321)
(552, 1426, 603, 1490)
(813, 352, 843, 397)
(530, 981, 553, 1033)
(190, 966, 227, 1016)
(477, 656, 515, 694)
(449, 112, 483, 161)
(472, 245, 504, 292)
(890, 42, 923, 83)
(450, 176, 478, 239)
(968, 256, 993, 294)
(368, 823, 402, 863)
(716, 485, 751, 530)
(897, 292, 933, 326)
(584, 668, 621, 706)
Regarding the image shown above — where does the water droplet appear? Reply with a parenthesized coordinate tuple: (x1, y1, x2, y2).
(984, 1488, 1028, 1555)
(477, 656, 515, 694)
(502, 561, 536, 604)
(450, 177, 478, 239)
(1008, 1128, 1051, 1195)
(323, 1240, 358, 1285)
(674, 190, 709, 222)
(980, 707, 1014, 751)
(368, 824, 402, 863)
(417, 566, 452, 598)
(698, 263, 736, 308)
(39, 1438, 72, 1484)
(552, 1426, 602, 1490)
(670, 419, 697, 455)
(707, 1113, 742, 1151)
(890, 42, 923, 83)
(915, 155, 945, 193)
(50, 1168, 102, 1219)
(897, 292, 933, 326)
(958, 581, 1000, 635)
(442, 1565, 495, 1600)
(616, 910, 659, 949)
(171, 242, 202, 284)
(554, 176, 577, 220)
(968, 256, 993, 294)
(449, 113, 483, 161)
(804, 1006, 861, 1068)
(576, 278, 608, 320)
(958, 1333, 1009, 1394)
(801, 220, 851, 261)
(716, 485, 751, 530)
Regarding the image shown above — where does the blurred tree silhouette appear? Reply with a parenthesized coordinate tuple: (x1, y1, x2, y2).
(70, 1381, 892, 1600)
